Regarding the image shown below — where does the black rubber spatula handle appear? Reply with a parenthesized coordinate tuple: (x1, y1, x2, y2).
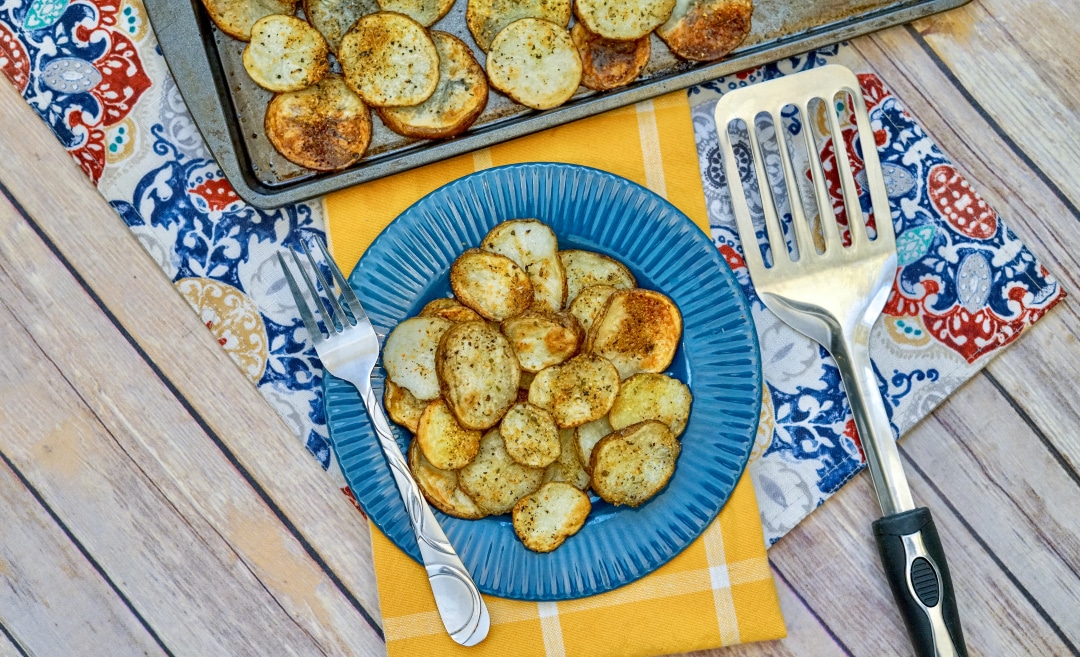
(873, 507, 967, 656)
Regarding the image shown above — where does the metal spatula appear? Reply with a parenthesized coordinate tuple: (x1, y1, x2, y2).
(713, 64, 966, 657)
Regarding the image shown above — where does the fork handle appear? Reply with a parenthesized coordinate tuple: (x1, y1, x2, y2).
(358, 386, 490, 647)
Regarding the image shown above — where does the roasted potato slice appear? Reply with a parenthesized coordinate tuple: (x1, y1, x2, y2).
(449, 249, 534, 321)
(656, 0, 753, 62)
(409, 440, 488, 519)
(243, 15, 329, 92)
(609, 372, 692, 436)
(571, 22, 650, 91)
(486, 18, 583, 111)
(377, 0, 455, 26)
(481, 219, 566, 312)
(378, 32, 488, 139)
(574, 415, 611, 473)
(383, 316, 453, 400)
(466, 0, 571, 51)
(338, 12, 439, 107)
(500, 402, 561, 468)
(459, 428, 544, 514)
(303, 0, 378, 52)
(543, 427, 591, 489)
(512, 482, 590, 552)
(537, 353, 620, 428)
(201, 0, 298, 41)
(568, 284, 616, 333)
(418, 297, 483, 323)
(590, 420, 680, 507)
(264, 74, 371, 171)
(574, 0, 675, 40)
(416, 399, 482, 469)
(501, 310, 582, 373)
(587, 288, 682, 379)
(527, 365, 559, 411)
(384, 379, 430, 433)
(436, 320, 521, 430)
(560, 250, 636, 306)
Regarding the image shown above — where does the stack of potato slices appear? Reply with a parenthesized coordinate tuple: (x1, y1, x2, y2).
(380, 219, 692, 553)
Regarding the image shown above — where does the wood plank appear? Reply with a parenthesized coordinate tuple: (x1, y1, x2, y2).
(0, 202, 383, 656)
(0, 630, 24, 657)
(0, 75, 383, 625)
(0, 456, 167, 657)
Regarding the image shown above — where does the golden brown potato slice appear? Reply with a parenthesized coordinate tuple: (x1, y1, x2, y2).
(486, 18, 582, 111)
(449, 249, 534, 321)
(571, 23, 650, 91)
(466, 0, 571, 51)
(376, 0, 455, 26)
(568, 284, 616, 333)
(501, 310, 582, 373)
(543, 427, 591, 489)
(574, 415, 611, 474)
(416, 399, 482, 469)
(560, 250, 636, 306)
(500, 402, 561, 468)
(609, 372, 692, 436)
(587, 288, 682, 379)
(656, 0, 753, 62)
(338, 12, 439, 107)
(383, 316, 453, 400)
(527, 365, 559, 411)
(408, 440, 487, 519)
(574, 0, 675, 40)
(481, 220, 566, 312)
(512, 482, 590, 552)
(459, 428, 544, 514)
(201, 0, 298, 41)
(590, 420, 680, 507)
(545, 353, 620, 428)
(264, 74, 371, 171)
(243, 15, 329, 92)
(378, 32, 488, 139)
(384, 379, 430, 433)
(418, 297, 483, 323)
(303, 0, 378, 52)
(436, 320, 521, 430)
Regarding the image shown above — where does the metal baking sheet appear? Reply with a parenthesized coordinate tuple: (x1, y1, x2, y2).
(146, 0, 969, 208)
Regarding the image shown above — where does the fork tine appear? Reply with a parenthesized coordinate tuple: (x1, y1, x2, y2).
(747, 114, 790, 268)
(290, 248, 338, 333)
(802, 99, 844, 252)
(717, 118, 768, 276)
(772, 109, 817, 259)
(310, 235, 369, 324)
(300, 238, 351, 328)
(825, 92, 869, 246)
(278, 252, 324, 343)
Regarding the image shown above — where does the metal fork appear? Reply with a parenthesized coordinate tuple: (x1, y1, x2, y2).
(714, 65, 965, 657)
(278, 236, 489, 647)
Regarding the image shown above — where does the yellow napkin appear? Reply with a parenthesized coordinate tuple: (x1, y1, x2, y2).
(324, 91, 786, 657)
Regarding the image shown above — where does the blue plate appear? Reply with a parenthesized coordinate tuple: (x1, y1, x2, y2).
(324, 163, 761, 601)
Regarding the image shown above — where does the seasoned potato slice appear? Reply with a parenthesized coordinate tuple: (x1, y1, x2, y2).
(527, 365, 559, 411)
(418, 297, 483, 323)
(486, 18, 583, 111)
(609, 373, 692, 436)
(466, 0, 571, 51)
(568, 284, 616, 333)
(449, 249, 534, 321)
(481, 220, 566, 312)
(243, 15, 329, 92)
(338, 12, 439, 107)
(501, 310, 582, 373)
(590, 420, 680, 507)
(574, 415, 612, 473)
(303, 0, 378, 52)
(459, 428, 544, 514)
(543, 427, 591, 489)
(574, 0, 676, 40)
(383, 316, 453, 400)
(201, 0, 298, 41)
(588, 288, 682, 379)
(436, 321, 521, 430)
(264, 74, 371, 171)
(560, 250, 636, 306)
(500, 402, 561, 468)
(656, 0, 753, 62)
(384, 379, 430, 433)
(409, 440, 488, 519)
(377, 0, 455, 26)
(544, 353, 620, 428)
(571, 23, 650, 91)
(512, 482, 591, 552)
(378, 32, 488, 139)
(416, 399, 482, 469)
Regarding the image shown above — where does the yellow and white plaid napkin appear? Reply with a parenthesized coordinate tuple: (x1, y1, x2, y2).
(323, 91, 786, 657)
